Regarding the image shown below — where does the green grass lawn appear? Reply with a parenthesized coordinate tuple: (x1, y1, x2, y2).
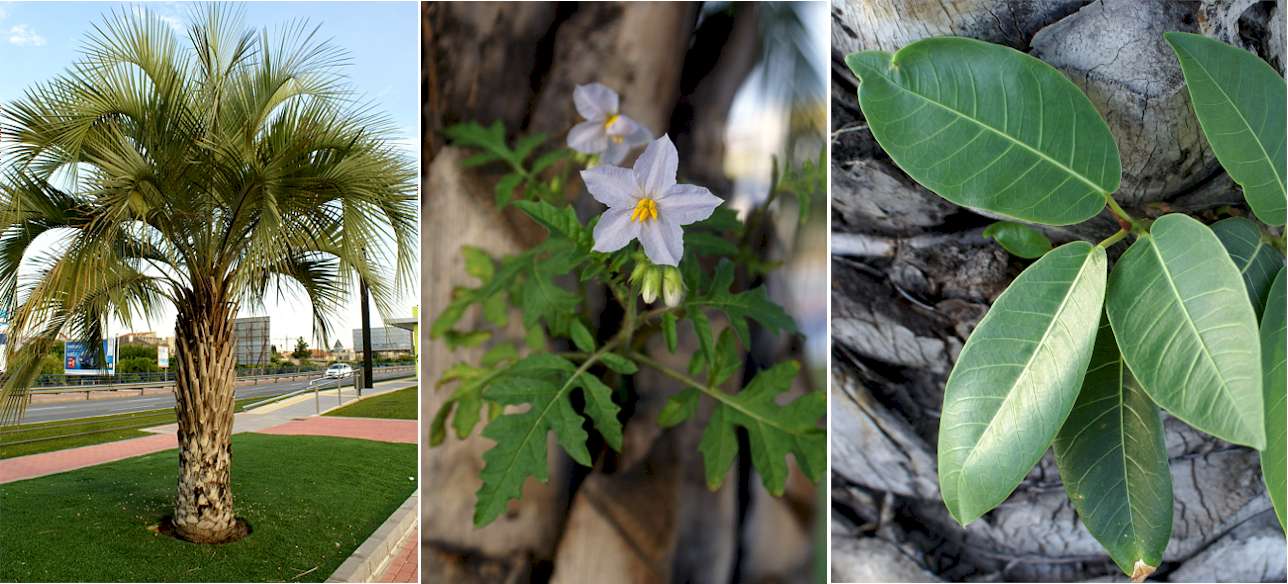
(0, 433, 416, 582)
(323, 386, 416, 420)
(0, 398, 261, 459)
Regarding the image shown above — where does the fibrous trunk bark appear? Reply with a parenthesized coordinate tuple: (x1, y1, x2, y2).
(171, 285, 241, 544)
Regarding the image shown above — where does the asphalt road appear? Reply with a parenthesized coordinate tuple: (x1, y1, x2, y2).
(19, 369, 415, 424)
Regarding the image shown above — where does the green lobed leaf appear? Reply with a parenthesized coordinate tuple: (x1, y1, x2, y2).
(1166, 32, 1287, 226)
(983, 221, 1053, 259)
(1211, 216, 1283, 318)
(688, 259, 797, 345)
(658, 388, 700, 428)
(699, 361, 826, 494)
(600, 352, 637, 375)
(569, 319, 595, 353)
(1261, 267, 1286, 531)
(1106, 214, 1264, 449)
(661, 313, 679, 353)
(846, 37, 1119, 226)
(513, 200, 589, 247)
(1053, 316, 1172, 579)
(495, 173, 523, 208)
(474, 353, 624, 526)
(938, 241, 1107, 525)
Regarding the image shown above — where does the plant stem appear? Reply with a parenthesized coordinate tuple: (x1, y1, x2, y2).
(628, 351, 798, 433)
(1097, 228, 1129, 249)
(1104, 195, 1138, 230)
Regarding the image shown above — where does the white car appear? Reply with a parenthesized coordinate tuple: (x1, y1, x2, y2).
(323, 363, 353, 379)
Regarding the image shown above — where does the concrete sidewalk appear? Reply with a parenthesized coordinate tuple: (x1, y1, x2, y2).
(0, 378, 416, 484)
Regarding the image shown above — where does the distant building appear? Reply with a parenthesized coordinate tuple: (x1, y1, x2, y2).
(352, 325, 413, 356)
(234, 316, 271, 366)
(117, 331, 162, 346)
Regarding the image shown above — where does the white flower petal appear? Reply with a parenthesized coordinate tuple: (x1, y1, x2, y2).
(573, 83, 618, 120)
(633, 134, 678, 198)
(658, 184, 723, 225)
(592, 207, 641, 253)
(638, 217, 683, 266)
(567, 120, 608, 154)
(604, 114, 640, 139)
(623, 123, 653, 148)
(602, 141, 630, 165)
(581, 165, 638, 208)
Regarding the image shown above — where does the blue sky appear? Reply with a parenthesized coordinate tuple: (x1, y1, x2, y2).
(0, 2, 420, 349)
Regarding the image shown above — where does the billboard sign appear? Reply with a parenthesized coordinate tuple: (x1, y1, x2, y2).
(158, 346, 169, 369)
(64, 340, 116, 376)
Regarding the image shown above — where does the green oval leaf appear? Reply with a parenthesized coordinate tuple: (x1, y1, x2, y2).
(1166, 32, 1287, 226)
(1261, 267, 1286, 531)
(939, 241, 1107, 525)
(1054, 316, 1172, 579)
(1106, 214, 1264, 448)
(1211, 216, 1284, 318)
(983, 221, 1053, 259)
(847, 37, 1119, 226)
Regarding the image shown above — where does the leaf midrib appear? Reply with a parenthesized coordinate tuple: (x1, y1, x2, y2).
(1174, 40, 1286, 195)
(955, 247, 1097, 516)
(1143, 234, 1253, 440)
(858, 58, 1110, 197)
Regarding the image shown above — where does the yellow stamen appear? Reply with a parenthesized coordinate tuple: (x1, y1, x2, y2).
(610, 135, 625, 144)
(603, 114, 620, 130)
(630, 198, 658, 223)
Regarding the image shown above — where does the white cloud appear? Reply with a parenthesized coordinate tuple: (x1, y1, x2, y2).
(7, 24, 45, 47)
(0, 8, 8, 22)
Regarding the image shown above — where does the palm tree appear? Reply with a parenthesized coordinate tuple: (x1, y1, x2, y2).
(0, 6, 415, 544)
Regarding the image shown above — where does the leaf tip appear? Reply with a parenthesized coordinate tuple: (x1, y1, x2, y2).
(1129, 560, 1156, 582)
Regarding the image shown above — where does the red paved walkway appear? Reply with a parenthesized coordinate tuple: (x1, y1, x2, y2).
(1, 417, 415, 484)
(254, 417, 417, 444)
(0, 433, 176, 484)
(375, 529, 418, 582)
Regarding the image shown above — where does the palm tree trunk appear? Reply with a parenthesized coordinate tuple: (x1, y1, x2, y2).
(171, 291, 242, 544)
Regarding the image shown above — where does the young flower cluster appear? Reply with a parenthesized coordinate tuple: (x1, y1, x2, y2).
(568, 83, 723, 305)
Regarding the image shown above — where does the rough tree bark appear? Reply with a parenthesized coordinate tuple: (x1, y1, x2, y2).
(171, 283, 243, 544)
(423, 3, 817, 582)
(830, 0, 1287, 581)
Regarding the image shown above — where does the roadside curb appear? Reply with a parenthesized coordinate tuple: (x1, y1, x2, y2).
(327, 492, 418, 583)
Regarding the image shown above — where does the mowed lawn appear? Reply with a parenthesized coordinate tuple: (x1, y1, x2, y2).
(0, 398, 262, 460)
(323, 385, 416, 420)
(0, 433, 416, 582)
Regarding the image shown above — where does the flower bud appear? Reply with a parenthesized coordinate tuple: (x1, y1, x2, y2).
(641, 267, 661, 304)
(662, 266, 685, 307)
(629, 261, 650, 286)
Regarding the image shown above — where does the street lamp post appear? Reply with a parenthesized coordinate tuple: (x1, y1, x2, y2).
(360, 277, 373, 395)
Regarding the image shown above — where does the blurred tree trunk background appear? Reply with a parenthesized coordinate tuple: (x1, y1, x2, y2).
(830, 0, 1286, 581)
(422, 3, 825, 583)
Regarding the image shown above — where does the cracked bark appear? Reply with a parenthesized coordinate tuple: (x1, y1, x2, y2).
(830, 0, 1286, 580)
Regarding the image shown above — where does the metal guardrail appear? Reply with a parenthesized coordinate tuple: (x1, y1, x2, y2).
(242, 365, 416, 412)
(24, 365, 415, 400)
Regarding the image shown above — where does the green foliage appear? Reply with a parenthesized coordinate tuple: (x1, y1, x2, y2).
(1106, 214, 1263, 449)
(1261, 268, 1286, 530)
(937, 242, 1105, 525)
(1211, 216, 1283, 317)
(443, 122, 576, 208)
(851, 32, 1288, 575)
(846, 37, 1119, 226)
(697, 361, 825, 493)
(1166, 32, 1286, 226)
(433, 117, 821, 528)
(1053, 317, 1172, 578)
(983, 221, 1053, 259)
(292, 337, 311, 360)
